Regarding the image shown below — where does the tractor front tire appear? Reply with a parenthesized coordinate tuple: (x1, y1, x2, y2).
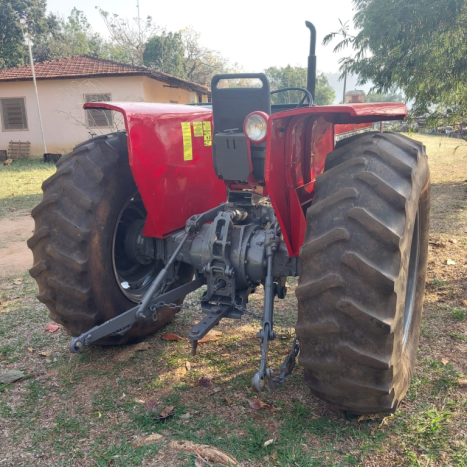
(28, 132, 192, 345)
(296, 132, 430, 414)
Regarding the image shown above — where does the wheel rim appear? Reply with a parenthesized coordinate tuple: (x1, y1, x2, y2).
(112, 192, 160, 303)
(402, 208, 420, 348)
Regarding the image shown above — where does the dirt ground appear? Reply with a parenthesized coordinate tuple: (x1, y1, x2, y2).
(0, 215, 34, 278)
(0, 134, 466, 466)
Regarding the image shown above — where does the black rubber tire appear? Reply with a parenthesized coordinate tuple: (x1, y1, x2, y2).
(296, 132, 430, 414)
(28, 132, 192, 344)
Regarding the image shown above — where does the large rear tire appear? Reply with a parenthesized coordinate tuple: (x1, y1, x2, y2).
(28, 132, 192, 344)
(296, 132, 430, 414)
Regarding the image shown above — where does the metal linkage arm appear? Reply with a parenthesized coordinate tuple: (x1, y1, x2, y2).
(69, 277, 205, 353)
(251, 226, 281, 393)
(136, 232, 190, 320)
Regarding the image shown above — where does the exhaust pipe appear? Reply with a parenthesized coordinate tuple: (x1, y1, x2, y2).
(305, 21, 317, 101)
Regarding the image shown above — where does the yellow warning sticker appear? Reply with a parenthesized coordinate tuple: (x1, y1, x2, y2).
(181, 122, 193, 161)
(193, 121, 204, 137)
(203, 121, 212, 147)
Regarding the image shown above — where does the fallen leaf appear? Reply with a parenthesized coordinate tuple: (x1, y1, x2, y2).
(198, 330, 223, 344)
(458, 379, 467, 390)
(357, 414, 381, 422)
(133, 433, 165, 447)
(198, 376, 213, 387)
(8, 207, 16, 212)
(198, 335, 211, 344)
(248, 399, 276, 411)
(448, 238, 458, 244)
(114, 341, 151, 363)
(447, 259, 456, 265)
(161, 333, 184, 341)
(168, 440, 238, 466)
(210, 387, 221, 394)
(13, 278, 23, 285)
(46, 370, 58, 377)
(264, 439, 274, 447)
(441, 358, 449, 366)
(27, 347, 33, 353)
(378, 414, 395, 427)
(180, 412, 191, 419)
(97, 412, 102, 418)
(0, 370, 25, 384)
(185, 361, 191, 371)
(39, 351, 51, 357)
(45, 323, 60, 333)
(158, 406, 174, 420)
(135, 399, 146, 404)
(224, 397, 231, 405)
(0, 308, 10, 314)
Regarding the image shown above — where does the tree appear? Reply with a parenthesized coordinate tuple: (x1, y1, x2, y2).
(330, 0, 467, 124)
(265, 65, 336, 105)
(34, 9, 106, 62)
(96, 7, 162, 66)
(0, 0, 59, 69)
(365, 92, 404, 103)
(143, 32, 184, 76)
(179, 27, 228, 84)
(322, 19, 353, 103)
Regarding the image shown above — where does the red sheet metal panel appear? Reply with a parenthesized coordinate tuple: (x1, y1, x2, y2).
(85, 102, 226, 238)
(265, 103, 407, 256)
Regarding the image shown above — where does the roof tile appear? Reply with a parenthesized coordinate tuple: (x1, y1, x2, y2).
(0, 55, 208, 93)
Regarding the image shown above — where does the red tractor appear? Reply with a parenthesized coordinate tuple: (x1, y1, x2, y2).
(28, 22, 430, 414)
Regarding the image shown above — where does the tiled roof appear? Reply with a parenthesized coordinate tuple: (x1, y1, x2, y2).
(0, 55, 208, 93)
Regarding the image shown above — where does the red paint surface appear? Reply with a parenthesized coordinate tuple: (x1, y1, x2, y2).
(264, 103, 407, 256)
(85, 102, 226, 238)
(335, 122, 373, 135)
(85, 101, 406, 254)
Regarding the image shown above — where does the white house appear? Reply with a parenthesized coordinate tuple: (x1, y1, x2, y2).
(0, 55, 210, 155)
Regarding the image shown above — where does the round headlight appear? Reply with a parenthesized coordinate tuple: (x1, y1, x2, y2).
(244, 113, 268, 142)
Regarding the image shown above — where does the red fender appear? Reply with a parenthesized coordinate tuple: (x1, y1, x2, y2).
(85, 102, 226, 238)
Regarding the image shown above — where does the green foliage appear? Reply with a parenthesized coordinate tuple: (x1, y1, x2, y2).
(329, 0, 467, 124)
(143, 32, 185, 77)
(0, 0, 59, 69)
(264, 65, 336, 105)
(366, 91, 404, 103)
(450, 307, 466, 321)
(34, 8, 107, 62)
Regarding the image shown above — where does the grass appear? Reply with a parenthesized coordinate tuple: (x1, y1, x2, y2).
(0, 158, 56, 218)
(0, 133, 466, 466)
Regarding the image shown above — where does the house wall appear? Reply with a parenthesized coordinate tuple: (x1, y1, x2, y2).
(142, 76, 206, 104)
(0, 75, 208, 155)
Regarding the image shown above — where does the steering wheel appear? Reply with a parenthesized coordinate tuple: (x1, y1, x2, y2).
(270, 87, 313, 108)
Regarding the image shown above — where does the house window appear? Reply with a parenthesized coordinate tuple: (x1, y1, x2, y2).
(85, 94, 112, 128)
(1, 98, 28, 131)
(207, 95, 212, 103)
(197, 94, 202, 103)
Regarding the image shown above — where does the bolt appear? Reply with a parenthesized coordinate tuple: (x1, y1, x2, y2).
(192, 329, 199, 335)
(244, 260, 248, 264)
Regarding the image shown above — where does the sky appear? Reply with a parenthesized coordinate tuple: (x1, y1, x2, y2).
(46, 0, 359, 74)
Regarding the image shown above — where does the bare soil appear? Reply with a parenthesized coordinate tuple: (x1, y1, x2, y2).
(0, 215, 33, 278)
